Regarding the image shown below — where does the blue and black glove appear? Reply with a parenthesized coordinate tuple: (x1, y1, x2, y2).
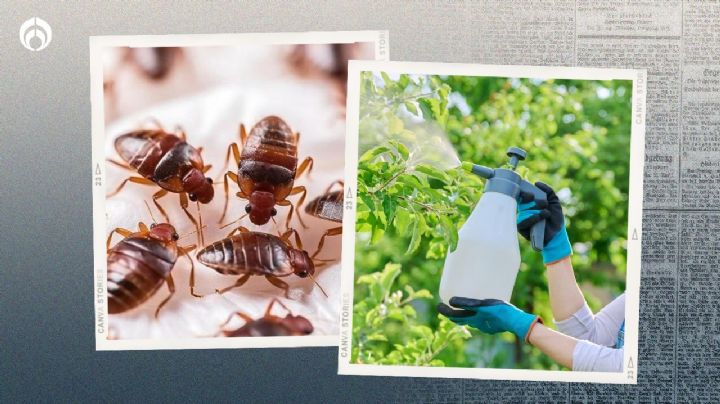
(438, 298, 542, 343)
(518, 182, 572, 264)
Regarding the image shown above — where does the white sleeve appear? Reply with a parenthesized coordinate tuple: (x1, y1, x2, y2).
(572, 340, 624, 372)
(554, 293, 625, 347)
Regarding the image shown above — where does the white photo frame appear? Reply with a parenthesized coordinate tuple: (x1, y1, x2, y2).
(338, 60, 646, 384)
(91, 31, 389, 350)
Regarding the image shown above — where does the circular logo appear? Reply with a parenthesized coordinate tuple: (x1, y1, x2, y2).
(19, 17, 52, 51)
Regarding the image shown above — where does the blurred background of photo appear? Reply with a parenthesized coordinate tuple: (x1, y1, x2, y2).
(103, 43, 372, 122)
(352, 72, 631, 370)
(103, 42, 374, 339)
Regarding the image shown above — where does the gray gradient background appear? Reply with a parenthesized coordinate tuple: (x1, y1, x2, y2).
(0, 1, 710, 403)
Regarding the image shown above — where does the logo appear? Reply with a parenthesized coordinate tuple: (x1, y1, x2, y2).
(19, 17, 52, 51)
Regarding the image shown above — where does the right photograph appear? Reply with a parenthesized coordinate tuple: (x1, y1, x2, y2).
(339, 61, 646, 384)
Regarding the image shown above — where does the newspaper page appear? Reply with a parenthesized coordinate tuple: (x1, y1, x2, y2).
(375, 1, 718, 401)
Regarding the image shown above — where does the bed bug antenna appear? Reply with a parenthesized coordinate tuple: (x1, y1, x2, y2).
(308, 273, 328, 298)
(178, 224, 208, 240)
(196, 201, 205, 246)
(219, 212, 249, 229)
(144, 200, 158, 224)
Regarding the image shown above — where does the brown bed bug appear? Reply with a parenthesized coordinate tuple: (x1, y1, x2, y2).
(305, 180, 344, 258)
(196, 227, 328, 298)
(106, 121, 213, 245)
(218, 116, 313, 229)
(216, 299, 314, 337)
(106, 219, 197, 317)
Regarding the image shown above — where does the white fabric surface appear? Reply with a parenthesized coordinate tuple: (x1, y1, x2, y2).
(105, 81, 345, 339)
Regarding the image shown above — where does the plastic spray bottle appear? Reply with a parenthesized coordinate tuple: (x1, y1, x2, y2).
(439, 147, 547, 304)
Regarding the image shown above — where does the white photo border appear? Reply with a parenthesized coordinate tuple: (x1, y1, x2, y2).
(338, 60, 646, 384)
(91, 31, 389, 351)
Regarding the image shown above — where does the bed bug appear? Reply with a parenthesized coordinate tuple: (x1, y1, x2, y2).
(305, 180, 344, 258)
(196, 227, 328, 298)
(216, 299, 314, 337)
(106, 219, 197, 317)
(218, 116, 313, 229)
(107, 121, 213, 245)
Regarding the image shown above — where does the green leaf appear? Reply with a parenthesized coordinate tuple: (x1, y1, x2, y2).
(359, 194, 377, 214)
(379, 263, 401, 295)
(432, 331, 447, 352)
(398, 74, 410, 89)
(371, 226, 385, 244)
(406, 214, 426, 254)
(411, 289, 433, 300)
(418, 98, 434, 121)
(439, 215, 459, 252)
(388, 140, 410, 160)
(359, 146, 391, 163)
(404, 101, 418, 115)
(393, 208, 413, 235)
(410, 325, 433, 341)
(414, 164, 450, 183)
(382, 197, 397, 226)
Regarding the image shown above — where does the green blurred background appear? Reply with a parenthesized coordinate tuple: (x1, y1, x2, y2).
(352, 72, 632, 370)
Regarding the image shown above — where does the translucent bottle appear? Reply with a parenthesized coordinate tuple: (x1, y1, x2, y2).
(439, 191, 520, 304)
(439, 147, 547, 304)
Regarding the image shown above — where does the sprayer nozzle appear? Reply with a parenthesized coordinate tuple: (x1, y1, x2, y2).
(462, 162, 495, 179)
(461, 161, 475, 173)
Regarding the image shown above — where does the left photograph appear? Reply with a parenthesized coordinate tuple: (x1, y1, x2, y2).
(90, 31, 388, 349)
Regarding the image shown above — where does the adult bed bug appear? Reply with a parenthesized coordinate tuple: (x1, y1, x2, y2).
(215, 298, 314, 337)
(107, 121, 213, 244)
(218, 116, 313, 229)
(196, 227, 328, 298)
(106, 217, 197, 317)
(305, 180, 344, 258)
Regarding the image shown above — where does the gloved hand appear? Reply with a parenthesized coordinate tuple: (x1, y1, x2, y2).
(517, 181, 572, 264)
(438, 297, 542, 343)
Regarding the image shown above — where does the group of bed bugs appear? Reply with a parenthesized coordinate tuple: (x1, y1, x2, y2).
(105, 116, 344, 337)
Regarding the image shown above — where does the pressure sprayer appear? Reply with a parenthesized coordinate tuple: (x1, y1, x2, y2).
(439, 147, 548, 304)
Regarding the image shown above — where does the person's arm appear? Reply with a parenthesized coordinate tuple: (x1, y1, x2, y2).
(526, 323, 576, 368)
(554, 293, 626, 347)
(517, 182, 583, 322)
(527, 323, 624, 372)
(518, 183, 625, 345)
(439, 298, 625, 372)
(545, 257, 585, 321)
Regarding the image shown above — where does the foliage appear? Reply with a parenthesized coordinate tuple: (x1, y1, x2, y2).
(352, 263, 471, 366)
(352, 71, 631, 369)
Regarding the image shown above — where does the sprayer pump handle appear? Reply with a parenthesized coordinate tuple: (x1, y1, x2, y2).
(506, 147, 527, 161)
(519, 180, 547, 252)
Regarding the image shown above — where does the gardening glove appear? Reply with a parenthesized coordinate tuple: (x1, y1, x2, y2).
(438, 297, 542, 343)
(517, 181, 572, 264)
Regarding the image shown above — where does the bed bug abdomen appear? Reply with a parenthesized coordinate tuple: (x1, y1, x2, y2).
(305, 190, 343, 222)
(107, 237, 177, 314)
(196, 233, 294, 277)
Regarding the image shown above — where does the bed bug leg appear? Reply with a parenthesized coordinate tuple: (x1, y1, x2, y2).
(106, 227, 134, 251)
(265, 275, 291, 298)
(154, 273, 176, 318)
(215, 273, 252, 295)
(311, 226, 342, 259)
(107, 176, 155, 198)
